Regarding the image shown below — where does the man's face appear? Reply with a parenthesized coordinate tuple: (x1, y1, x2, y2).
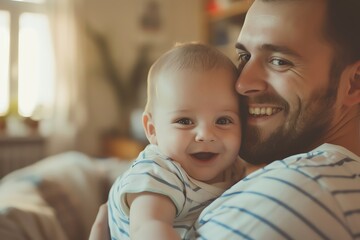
(235, 0, 338, 164)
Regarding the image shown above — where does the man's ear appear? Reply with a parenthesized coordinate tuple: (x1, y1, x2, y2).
(142, 112, 157, 144)
(342, 60, 360, 106)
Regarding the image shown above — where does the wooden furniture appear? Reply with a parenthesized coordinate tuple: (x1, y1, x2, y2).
(0, 135, 45, 178)
(102, 136, 146, 161)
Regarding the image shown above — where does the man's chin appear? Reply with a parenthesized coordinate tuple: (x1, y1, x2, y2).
(240, 124, 327, 165)
(239, 127, 273, 165)
(239, 126, 296, 165)
(240, 144, 287, 165)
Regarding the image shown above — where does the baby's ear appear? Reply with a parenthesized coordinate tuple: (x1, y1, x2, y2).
(342, 60, 360, 106)
(142, 112, 157, 144)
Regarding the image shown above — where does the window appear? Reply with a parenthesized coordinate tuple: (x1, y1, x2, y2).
(0, 0, 55, 120)
(0, 11, 10, 116)
(12, 0, 45, 3)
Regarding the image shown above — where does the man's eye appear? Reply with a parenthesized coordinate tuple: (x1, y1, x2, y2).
(237, 53, 250, 70)
(237, 53, 250, 63)
(176, 118, 193, 125)
(216, 117, 232, 125)
(270, 58, 291, 66)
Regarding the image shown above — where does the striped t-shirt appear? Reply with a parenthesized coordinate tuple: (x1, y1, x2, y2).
(108, 144, 244, 240)
(194, 143, 360, 239)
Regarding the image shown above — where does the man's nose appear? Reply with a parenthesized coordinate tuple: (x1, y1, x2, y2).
(195, 125, 216, 142)
(236, 59, 268, 96)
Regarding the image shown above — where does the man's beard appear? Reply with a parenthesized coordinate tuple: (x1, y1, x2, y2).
(239, 85, 337, 165)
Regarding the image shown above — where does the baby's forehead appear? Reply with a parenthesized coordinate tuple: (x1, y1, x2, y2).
(156, 64, 235, 80)
(154, 68, 239, 99)
(153, 67, 235, 96)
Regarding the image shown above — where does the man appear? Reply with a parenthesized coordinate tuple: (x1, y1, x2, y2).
(194, 0, 360, 239)
(90, 0, 360, 239)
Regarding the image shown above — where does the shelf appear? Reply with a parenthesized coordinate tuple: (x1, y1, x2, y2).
(208, 0, 253, 22)
(0, 135, 45, 143)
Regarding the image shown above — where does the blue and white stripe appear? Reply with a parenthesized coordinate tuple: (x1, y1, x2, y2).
(195, 144, 360, 239)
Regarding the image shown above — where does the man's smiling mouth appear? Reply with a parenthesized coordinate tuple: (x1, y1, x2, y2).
(249, 107, 282, 117)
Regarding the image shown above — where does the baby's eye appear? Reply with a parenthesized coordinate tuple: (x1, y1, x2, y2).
(176, 118, 193, 125)
(216, 117, 232, 125)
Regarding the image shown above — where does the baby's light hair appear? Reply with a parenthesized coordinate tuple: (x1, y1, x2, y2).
(144, 42, 238, 113)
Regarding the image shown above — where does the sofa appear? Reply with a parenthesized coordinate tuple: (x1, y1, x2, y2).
(0, 151, 131, 240)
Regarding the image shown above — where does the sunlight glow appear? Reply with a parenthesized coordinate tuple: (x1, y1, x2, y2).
(18, 12, 55, 118)
(11, 0, 45, 4)
(0, 11, 10, 116)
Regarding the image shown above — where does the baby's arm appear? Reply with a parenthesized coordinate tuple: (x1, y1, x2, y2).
(127, 192, 180, 240)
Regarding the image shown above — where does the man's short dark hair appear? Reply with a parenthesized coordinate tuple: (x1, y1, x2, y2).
(259, 0, 360, 67)
(325, 0, 360, 67)
(322, 0, 360, 93)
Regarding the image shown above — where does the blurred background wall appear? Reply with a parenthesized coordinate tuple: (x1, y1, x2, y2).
(78, 0, 206, 157)
(0, 0, 251, 176)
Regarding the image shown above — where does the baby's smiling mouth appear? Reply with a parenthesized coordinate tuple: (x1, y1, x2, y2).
(191, 152, 218, 160)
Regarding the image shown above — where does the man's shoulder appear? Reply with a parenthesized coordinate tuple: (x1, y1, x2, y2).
(205, 143, 360, 217)
(263, 143, 359, 175)
(242, 143, 360, 190)
(196, 145, 360, 240)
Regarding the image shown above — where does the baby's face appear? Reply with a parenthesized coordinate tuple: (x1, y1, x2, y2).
(151, 67, 242, 183)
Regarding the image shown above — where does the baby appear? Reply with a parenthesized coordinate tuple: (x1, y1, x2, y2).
(108, 42, 245, 240)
